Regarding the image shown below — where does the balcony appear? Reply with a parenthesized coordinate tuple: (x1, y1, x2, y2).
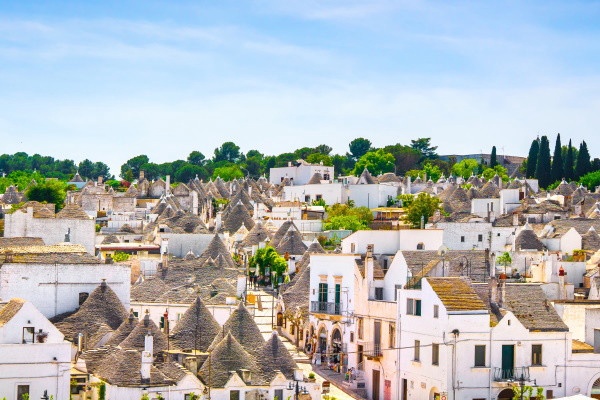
(311, 301, 342, 315)
(362, 343, 383, 359)
(493, 367, 530, 382)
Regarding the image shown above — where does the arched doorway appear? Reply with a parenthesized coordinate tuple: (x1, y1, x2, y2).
(498, 388, 514, 400)
(276, 312, 284, 327)
(330, 328, 343, 369)
(429, 387, 440, 400)
(591, 376, 600, 399)
(318, 327, 328, 353)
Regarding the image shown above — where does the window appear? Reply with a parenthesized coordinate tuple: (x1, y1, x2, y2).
(22, 327, 35, 344)
(375, 287, 384, 300)
(407, 299, 422, 316)
(414, 340, 420, 361)
(17, 385, 30, 400)
(461, 236, 465, 243)
(416, 242, 424, 250)
(532, 344, 543, 366)
(389, 323, 396, 348)
(318, 283, 328, 304)
(274, 389, 283, 400)
(316, 194, 323, 201)
(432, 343, 439, 366)
(350, 332, 354, 343)
(433, 305, 439, 318)
(229, 390, 240, 400)
(478, 234, 483, 242)
(305, 195, 310, 202)
(358, 317, 364, 340)
(474, 345, 486, 367)
(78, 292, 89, 305)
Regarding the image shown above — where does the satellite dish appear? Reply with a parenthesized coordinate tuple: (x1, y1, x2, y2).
(437, 245, 449, 257)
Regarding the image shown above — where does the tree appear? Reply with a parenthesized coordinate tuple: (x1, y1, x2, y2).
(525, 138, 539, 178)
(212, 165, 244, 181)
(323, 215, 370, 231)
(187, 151, 206, 166)
(174, 164, 208, 182)
(213, 142, 241, 163)
(564, 139, 576, 181)
(349, 138, 372, 161)
(579, 170, 600, 191)
(490, 146, 498, 168)
(550, 133, 564, 184)
(306, 153, 333, 166)
(91, 162, 111, 180)
(482, 165, 509, 181)
(324, 203, 372, 231)
(120, 154, 149, 180)
(451, 158, 480, 179)
(404, 192, 442, 228)
(405, 162, 442, 182)
(383, 144, 420, 175)
(78, 159, 94, 179)
(314, 144, 333, 155)
(352, 149, 395, 176)
(410, 137, 438, 162)
(248, 247, 288, 286)
(535, 135, 552, 189)
(25, 179, 68, 210)
(497, 251, 512, 276)
(575, 140, 591, 179)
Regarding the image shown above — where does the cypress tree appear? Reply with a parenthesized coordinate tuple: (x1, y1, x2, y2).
(575, 140, 591, 179)
(550, 133, 563, 183)
(535, 135, 552, 188)
(525, 138, 539, 178)
(490, 146, 498, 168)
(564, 139, 575, 181)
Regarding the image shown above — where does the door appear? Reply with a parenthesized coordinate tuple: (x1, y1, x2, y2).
(335, 284, 341, 314)
(384, 379, 392, 400)
(501, 344, 515, 380)
(372, 369, 380, 400)
(357, 344, 364, 366)
(318, 283, 328, 311)
(402, 379, 408, 400)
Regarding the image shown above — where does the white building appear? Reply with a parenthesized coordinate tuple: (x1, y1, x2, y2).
(269, 160, 334, 186)
(4, 203, 96, 254)
(0, 298, 71, 400)
(341, 229, 444, 255)
(0, 244, 130, 318)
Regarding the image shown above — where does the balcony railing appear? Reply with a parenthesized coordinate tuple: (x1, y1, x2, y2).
(310, 301, 342, 315)
(362, 342, 383, 358)
(493, 367, 530, 382)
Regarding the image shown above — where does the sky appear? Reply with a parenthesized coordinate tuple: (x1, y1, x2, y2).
(1, 0, 600, 176)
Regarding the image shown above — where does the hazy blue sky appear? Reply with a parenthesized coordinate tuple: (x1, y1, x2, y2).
(1, 1, 599, 175)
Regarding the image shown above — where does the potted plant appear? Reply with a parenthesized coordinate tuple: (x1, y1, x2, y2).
(307, 372, 316, 382)
(36, 330, 48, 343)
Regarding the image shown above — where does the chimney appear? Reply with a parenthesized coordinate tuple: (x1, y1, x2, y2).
(165, 175, 170, 196)
(499, 278, 506, 307)
(512, 213, 519, 226)
(139, 170, 145, 181)
(191, 190, 199, 215)
(141, 333, 153, 382)
(184, 357, 199, 374)
(100, 279, 107, 292)
(366, 244, 375, 299)
(558, 266, 566, 300)
(489, 276, 498, 305)
(98, 175, 103, 185)
(143, 309, 151, 327)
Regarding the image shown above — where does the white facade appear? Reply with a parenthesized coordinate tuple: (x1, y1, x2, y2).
(5, 206, 96, 254)
(130, 301, 242, 328)
(0, 262, 130, 318)
(269, 163, 334, 186)
(434, 222, 516, 252)
(341, 229, 444, 255)
(0, 299, 71, 400)
(282, 182, 347, 205)
(348, 184, 399, 208)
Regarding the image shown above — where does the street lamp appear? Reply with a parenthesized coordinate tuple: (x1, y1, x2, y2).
(41, 390, 49, 400)
(287, 368, 308, 400)
(516, 372, 537, 400)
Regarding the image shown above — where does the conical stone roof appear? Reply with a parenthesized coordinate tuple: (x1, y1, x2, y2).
(119, 310, 169, 355)
(207, 302, 265, 355)
(170, 297, 220, 352)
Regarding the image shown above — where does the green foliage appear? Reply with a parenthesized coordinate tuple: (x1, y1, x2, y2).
(451, 158, 480, 179)
(120, 154, 149, 180)
(349, 137, 372, 160)
(98, 382, 106, 400)
(410, 137, 438, 162)
(551, 133, 564, 183)
(113, 252, 130, 262)
(249, 247, 288, 284)
(405, 162, 442, 182)
(575, 140, 592, 179)
(512, 385, 544, 400)
(482, 165, 509, 181)
(497, 251, 512, 274)
(324, 215, 370, 231)
(21, 394, 29, 400)
(187, 150, 206, 166)
(25, 179, 68, 210)
(140, 394, 150, 400)
(212, 165, 244, 181)
(535, 135, 552, 188)
(490, 146, 498, 168)
(404, 192, 441, 228)
(306, 153, 332, 166)
(382, 144, 420, 175)
(579, 170, 600, 191)
(78, 159, 111, 180)
(0, 170, 46, 192)
(396, 194, 414, 208)
(525, 138, 539, 178)
(214, 141, 242, 163)
(353, 149, 395, 176)
(187, 393, 199, 400)
(312, 198, 327, 207)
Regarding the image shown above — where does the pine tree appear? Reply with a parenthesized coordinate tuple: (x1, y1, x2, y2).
(525, 138, 539, 178)
(535, 135, 552, 188)
(575, 140, 592, 179)
(564, 139, 575, 181)
(490, 146, 498, 168)
(550, 133, 563, 184)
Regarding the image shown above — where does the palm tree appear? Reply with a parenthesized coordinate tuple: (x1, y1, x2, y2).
(497, 252, 512, 277)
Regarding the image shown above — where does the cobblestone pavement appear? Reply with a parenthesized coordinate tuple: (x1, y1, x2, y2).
(248, 289, 362, 400)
